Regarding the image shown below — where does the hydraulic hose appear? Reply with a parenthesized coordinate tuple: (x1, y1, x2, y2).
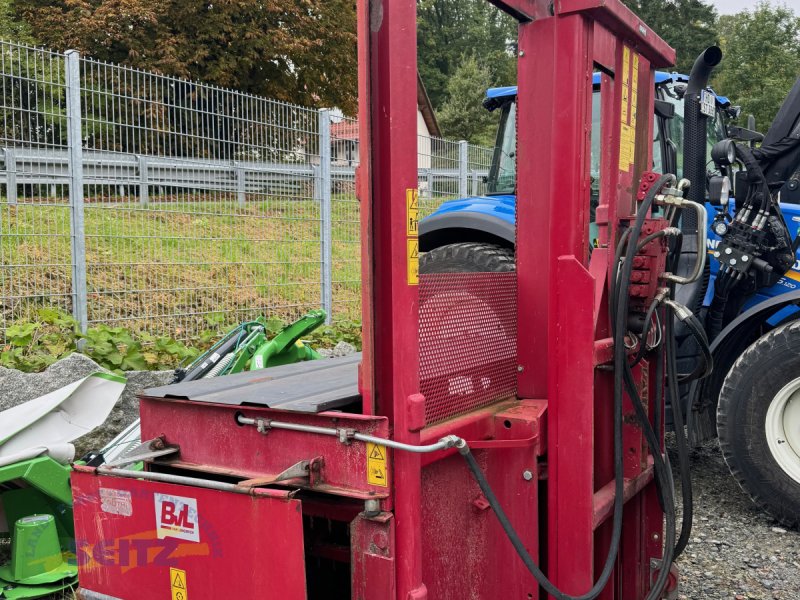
(665, 302, 695, 559)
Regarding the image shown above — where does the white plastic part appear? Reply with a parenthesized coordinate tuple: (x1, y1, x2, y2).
(0, 372, 126, 459)
(765, 376, 800, 485)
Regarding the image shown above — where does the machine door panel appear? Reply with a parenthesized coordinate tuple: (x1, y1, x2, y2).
(72, 470, 307, 599)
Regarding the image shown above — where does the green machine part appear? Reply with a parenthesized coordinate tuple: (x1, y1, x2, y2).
(0, 458, 77, 599)
(248, 310, 325, 370)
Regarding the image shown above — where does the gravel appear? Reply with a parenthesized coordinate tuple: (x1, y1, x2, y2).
(0, 353, 173, 455)
(674, 441, 800, 599)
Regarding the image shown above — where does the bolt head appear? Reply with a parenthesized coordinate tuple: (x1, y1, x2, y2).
(730, 258, 737, 265)
(522, 470, 534, 481)
(725, 248, 733, 255)
(714, 251, 721, 258)
(742, 255, 749, 262)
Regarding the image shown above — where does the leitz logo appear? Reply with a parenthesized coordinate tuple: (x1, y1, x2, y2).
(155, 493, 200, 543)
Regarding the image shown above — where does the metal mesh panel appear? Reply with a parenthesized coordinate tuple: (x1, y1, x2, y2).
(0, 43, 72, 336)
(419, 272, 517, 425)
(330, 115, 360, 321)
(77, 58, 323, 337)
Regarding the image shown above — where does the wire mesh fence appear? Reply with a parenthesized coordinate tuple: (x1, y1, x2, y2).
(0, 40, 494, 341)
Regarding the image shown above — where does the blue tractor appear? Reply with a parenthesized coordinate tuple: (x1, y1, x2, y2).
(420, 49, 800, 527)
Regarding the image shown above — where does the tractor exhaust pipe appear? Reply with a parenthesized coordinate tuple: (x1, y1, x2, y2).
(683, 46, 723, 209)
(676, 47, 722, 444)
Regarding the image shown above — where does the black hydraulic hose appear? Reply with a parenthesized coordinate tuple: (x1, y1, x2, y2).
(666, 304, 694, 559)
(621, 361, 677, 599)
(677, 314, 713, 383)
(631, 297, 662, 368)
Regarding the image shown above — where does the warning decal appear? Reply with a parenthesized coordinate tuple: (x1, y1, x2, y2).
(170, 567, 187, 600)
(407, 238, 419, 286)
(618, 46, 640, 172)
(367, 442, 388, 487)
(406, 188, 419, 236)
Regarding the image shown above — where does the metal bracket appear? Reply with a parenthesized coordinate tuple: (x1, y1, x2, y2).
(237, 456, 325, 489)
(104, 437, 179, 468)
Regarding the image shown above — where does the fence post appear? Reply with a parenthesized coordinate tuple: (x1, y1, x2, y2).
(65, 50, 88, 334)
(319, 109, 333, 323)
(458, 140, 468, 199)
(4, 148, 16, 205)
(137, 155, 149, 206)
(471, 170, 479, 196)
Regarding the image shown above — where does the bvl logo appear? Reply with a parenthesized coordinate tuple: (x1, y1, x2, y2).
(154, 493, 200, 542)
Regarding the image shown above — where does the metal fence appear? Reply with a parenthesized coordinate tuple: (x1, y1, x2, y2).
(0, 40, 493, 340)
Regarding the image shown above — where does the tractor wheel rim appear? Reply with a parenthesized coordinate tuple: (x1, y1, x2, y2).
(765, 376, 800, 485)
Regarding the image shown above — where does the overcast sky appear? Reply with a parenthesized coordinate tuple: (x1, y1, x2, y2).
(708, 0, 800, 15)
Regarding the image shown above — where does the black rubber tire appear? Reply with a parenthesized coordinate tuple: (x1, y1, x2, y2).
(717, 320, 800, 528)
(419, 242, 515, 274)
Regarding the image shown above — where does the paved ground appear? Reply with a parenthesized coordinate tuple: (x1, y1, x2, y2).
(675, 442, 800, 599)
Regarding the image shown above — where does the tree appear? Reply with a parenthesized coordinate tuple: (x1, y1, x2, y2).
(12, 0, 358, 114)
(713, 2, 800, 130)
(417, 0, 516, 110)
(0, 0, 35, 45)
(437, 55, 496, 145)
(622, 0, 719, 74)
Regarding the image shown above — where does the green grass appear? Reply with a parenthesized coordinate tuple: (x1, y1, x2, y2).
(0, 193, 363, 340)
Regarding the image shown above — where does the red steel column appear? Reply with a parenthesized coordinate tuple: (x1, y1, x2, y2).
(357, 1, 425, 598)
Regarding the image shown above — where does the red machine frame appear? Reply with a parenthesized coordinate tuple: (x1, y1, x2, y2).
(358, 0, 674, 598)
(72, 1, 680, 599)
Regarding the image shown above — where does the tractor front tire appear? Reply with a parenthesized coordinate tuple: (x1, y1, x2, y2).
(717, 321, 800, 528)
(419, 243, 515, 274)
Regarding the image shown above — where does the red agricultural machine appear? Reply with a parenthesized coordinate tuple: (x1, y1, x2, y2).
(70, 1, 708, 598)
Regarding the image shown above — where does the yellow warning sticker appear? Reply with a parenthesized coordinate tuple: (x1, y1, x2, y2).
(170, 567, 187, 600)
(367, 442, 388, 487)
(407, 238, 419, 286)
(618, 46, 639, 172)
(406, 188, 419, 237)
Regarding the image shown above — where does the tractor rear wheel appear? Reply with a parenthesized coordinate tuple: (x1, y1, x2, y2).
(419, 243, 515, 274)
(717, 320, 800, 527)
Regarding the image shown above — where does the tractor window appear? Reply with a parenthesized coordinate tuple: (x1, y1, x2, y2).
(488, 101, 517, 194)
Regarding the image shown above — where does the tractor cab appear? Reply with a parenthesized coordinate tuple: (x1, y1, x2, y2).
(483, 73, 731, 198)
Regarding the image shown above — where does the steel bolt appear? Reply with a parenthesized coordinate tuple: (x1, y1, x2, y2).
(523, 470, 533, 481)
(714, 251, 721, 258)
(517, 365, 524, 372)
(364, 499, 380, 517)
(730, 258, 737, 265)
(725, 248, 733, 255)
(742, 255, 749, 262)
(519, 50, 525, 57)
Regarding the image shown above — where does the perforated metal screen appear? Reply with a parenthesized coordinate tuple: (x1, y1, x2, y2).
(419, 272, 518, 425)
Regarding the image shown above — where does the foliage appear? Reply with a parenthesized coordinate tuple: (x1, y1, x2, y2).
(713, 2, 800, 131)
(0, 308, 200, 373)
(1, 309, 363, 373)
(0, 0, 35, 44)
(304, 319, 362, 351)
(12, 0, 358, 114)
(437, 55, 497, 145)
(417, 0, 517, 111)
(622, 0, 719, 74)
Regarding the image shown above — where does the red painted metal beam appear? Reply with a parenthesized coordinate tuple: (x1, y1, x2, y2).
(357, 0, 425, 598)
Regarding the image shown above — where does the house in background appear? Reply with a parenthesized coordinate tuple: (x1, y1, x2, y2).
(330, 73, 441, 168)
